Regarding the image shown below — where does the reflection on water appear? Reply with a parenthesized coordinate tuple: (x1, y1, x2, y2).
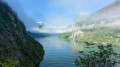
(35, 36, 120, 67)
(35, 36, 84, 67)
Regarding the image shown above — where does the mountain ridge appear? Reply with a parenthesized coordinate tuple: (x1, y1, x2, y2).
(72, 0, 120, 28)
(0, 1, 44, 67)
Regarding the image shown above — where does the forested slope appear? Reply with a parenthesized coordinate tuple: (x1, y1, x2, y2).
(0, 1, 44, 67)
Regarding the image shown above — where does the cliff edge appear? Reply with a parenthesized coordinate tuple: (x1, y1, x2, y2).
(0, 1, 44, 67)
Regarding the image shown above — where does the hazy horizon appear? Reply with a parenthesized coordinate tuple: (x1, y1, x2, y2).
(4, 0, 116, 33)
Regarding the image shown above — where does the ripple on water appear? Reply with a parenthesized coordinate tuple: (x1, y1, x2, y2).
(37, 36, 79, 67)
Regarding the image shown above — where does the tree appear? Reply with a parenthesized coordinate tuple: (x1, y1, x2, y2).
(0, 59, 19, 67)
(74, 42, 120, 67)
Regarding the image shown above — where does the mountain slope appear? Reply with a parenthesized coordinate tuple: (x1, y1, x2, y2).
(72, 0, 120, 28)
(90, 0, 120, 21)
(64, 0, 120, 45)
(0, 1, 44, 67)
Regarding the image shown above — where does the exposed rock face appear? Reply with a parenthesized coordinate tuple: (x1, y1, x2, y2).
(71, 30, 84, 39)
(101, 42, 107, 46)
(0, 1, 44, 67)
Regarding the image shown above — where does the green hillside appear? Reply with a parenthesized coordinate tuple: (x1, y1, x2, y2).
(0, 1, 44, 67)
(59, 27, 120, 45)
(78, 27, 120, 45)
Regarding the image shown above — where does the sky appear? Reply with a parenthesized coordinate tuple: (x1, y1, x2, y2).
(4, 0, 116, 32)
(16, 0, 115, 27)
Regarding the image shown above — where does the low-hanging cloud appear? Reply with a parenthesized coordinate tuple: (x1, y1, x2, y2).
(32, 26, 73, 33)
(70, 0, 120, 29)
(2, 0, 117, 33)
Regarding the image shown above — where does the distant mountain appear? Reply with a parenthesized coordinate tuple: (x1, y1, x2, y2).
(72, 0, 120, 28)
(60, 0, 120, 45)
(90, 0, 120, 21)
(27, 31, 57, 38)
(0, 1, 44, 67)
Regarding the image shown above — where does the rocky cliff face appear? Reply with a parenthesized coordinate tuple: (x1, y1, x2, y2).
(70, 30, 84, 39)
(0, 1, 44, 67)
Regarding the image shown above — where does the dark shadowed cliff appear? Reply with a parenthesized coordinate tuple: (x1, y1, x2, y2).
(0, 1, 44, 67)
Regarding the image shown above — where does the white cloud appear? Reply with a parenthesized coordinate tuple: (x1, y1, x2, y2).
(32, 26, 73, 33)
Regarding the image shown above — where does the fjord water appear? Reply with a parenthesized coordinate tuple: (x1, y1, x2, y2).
(35, 35, 120, 67)
(35, 36, 83, 67)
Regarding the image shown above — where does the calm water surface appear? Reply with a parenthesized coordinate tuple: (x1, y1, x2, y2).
(35, 36, 120, 67)
(35, 36, 85, 67)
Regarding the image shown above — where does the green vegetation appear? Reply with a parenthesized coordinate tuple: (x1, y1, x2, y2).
(59, 27, 120, 45)
(74, 42, 120, 67)
(0, 59, 19, 67)
(0, 1, 44, 67)
(78, 27, 120, 45)
(58, 32, 71, 39)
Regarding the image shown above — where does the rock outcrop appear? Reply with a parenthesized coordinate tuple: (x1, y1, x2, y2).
(71, 30, 84, 39)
